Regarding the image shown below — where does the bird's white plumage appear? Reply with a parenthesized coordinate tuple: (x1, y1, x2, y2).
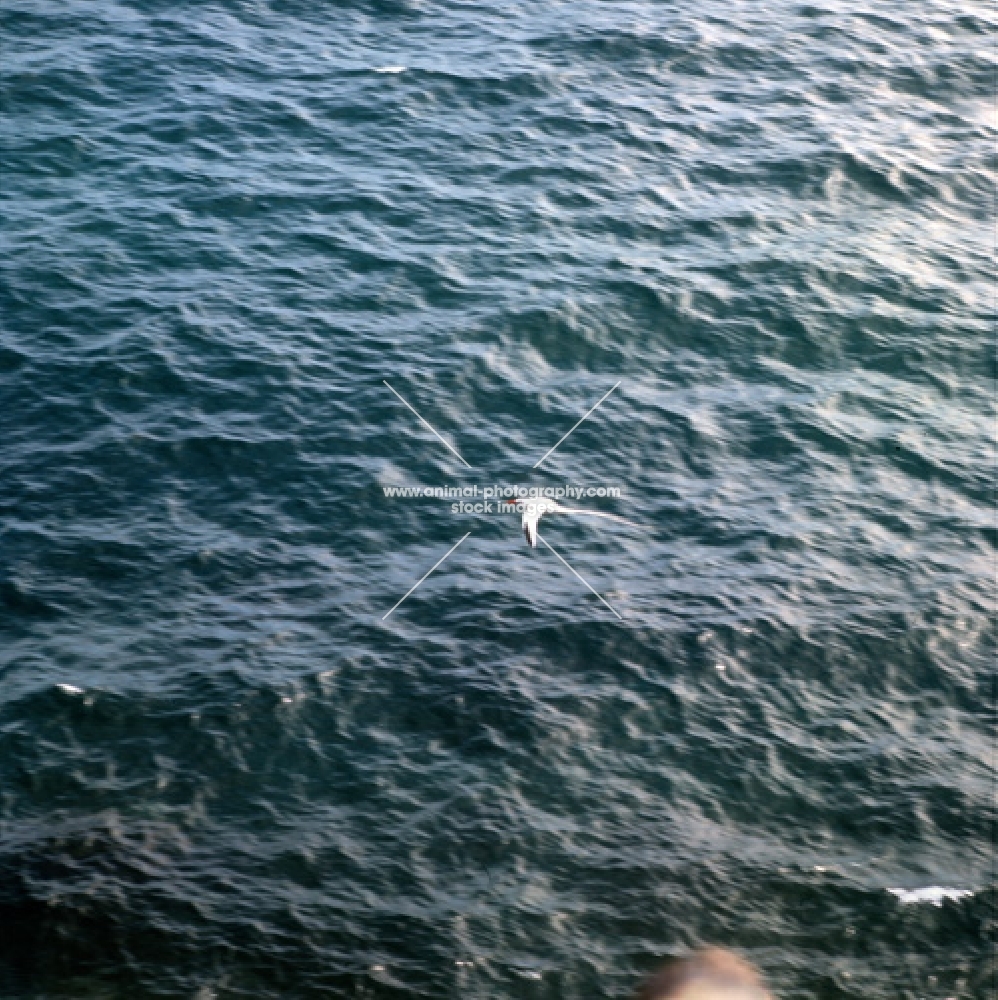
(507, 499, 637, 547)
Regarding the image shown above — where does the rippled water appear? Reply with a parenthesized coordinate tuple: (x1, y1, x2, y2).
(1, 2, 994, 998)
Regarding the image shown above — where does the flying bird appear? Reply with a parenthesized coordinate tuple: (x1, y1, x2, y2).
(506, 498, 638, 548)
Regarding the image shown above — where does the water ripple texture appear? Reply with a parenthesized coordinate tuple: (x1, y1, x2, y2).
(0, 2, 993, 998)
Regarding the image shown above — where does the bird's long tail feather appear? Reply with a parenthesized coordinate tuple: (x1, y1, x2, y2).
(554, 508, 640, 529)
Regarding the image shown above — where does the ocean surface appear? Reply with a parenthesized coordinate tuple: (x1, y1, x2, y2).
(0, 2, 994, 997)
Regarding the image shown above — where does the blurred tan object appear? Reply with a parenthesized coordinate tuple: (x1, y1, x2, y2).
(636, 947, 773, 1000)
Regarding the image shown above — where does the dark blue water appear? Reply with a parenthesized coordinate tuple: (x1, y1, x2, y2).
(1, 2, 994, 997)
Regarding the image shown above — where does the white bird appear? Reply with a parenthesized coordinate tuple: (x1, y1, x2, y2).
(505, 498, 638, 548)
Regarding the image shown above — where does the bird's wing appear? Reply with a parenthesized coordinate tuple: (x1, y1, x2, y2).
(551, 507, 640, 529)
(522, 509, 541, 547)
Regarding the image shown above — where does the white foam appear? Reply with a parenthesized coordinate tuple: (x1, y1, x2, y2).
(887, 887, 973, 906)
(373, 66, 406, 74)
(57, 683, 84, 695)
